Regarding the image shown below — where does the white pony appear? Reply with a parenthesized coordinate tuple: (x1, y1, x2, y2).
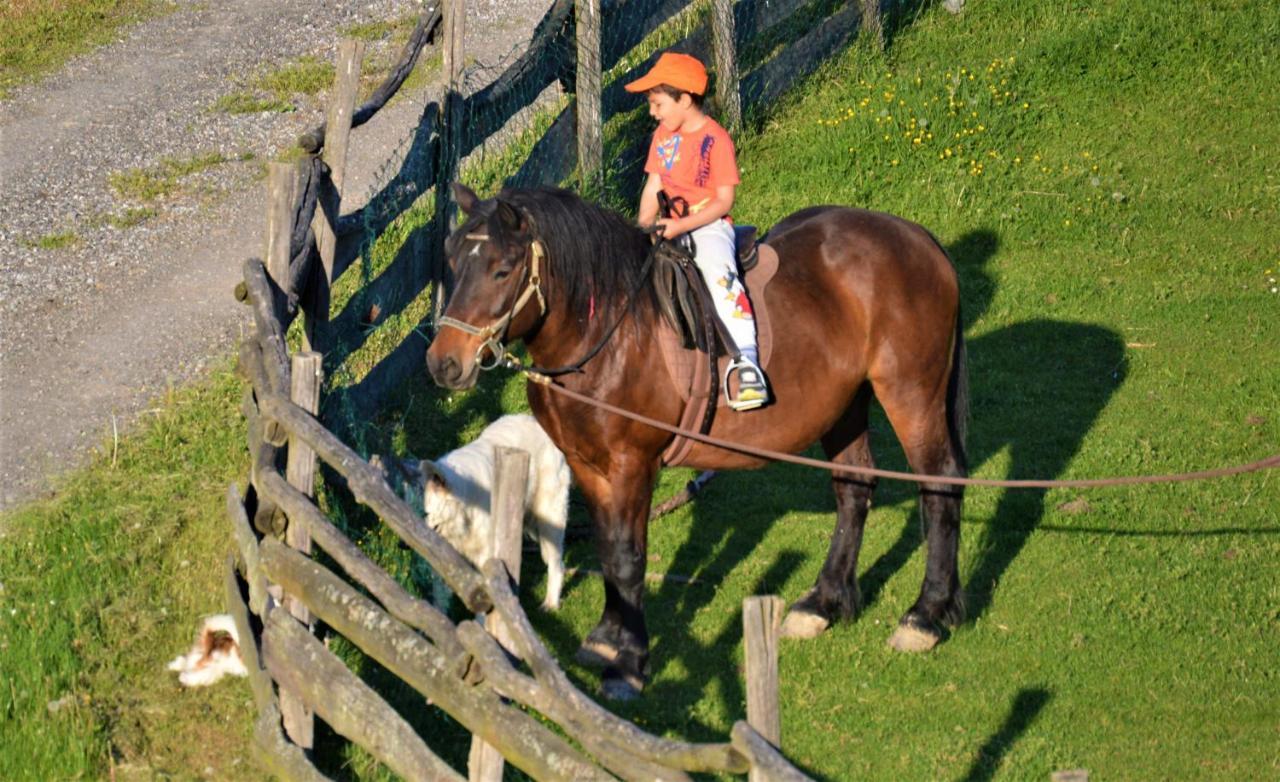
(377, 414, 570, 611)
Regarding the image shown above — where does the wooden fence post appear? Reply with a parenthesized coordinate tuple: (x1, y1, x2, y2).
(309, 38, 365, 353)
(433, 0, 466, 322)
(743, 595, 784, 782)
(440, 0, 466, 227)
(277, 351, 323, 748)
(575, 0, 603, 192)
(861, 0, 884, 50)
(710, 0, 742, 134)
(265, 163, 298, 320)
(469, 446, 530, 782)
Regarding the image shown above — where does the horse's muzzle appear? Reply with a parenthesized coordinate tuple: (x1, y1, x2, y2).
(425, 348, 479, 390)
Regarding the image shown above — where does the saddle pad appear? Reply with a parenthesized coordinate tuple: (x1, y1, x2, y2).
(658, 242, 780, 466)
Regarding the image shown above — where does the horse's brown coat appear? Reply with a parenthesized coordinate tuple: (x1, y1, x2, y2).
(428, 186, 968, 698)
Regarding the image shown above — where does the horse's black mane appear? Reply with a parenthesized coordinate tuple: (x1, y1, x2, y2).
(464, 186, 654, 320)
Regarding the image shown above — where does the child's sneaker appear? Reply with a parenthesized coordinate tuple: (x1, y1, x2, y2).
(726, 359, 769, 411)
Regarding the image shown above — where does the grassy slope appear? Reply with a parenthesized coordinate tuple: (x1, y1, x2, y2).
(0, 367, 263, 779)
(2, 0, 1278, 779)
(0, 0, 165, 99)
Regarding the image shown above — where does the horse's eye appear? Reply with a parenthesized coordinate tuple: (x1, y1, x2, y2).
(494, 269, 511, 281)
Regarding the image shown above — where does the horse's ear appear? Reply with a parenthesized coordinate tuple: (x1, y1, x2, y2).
(495, 200, 524, 233)
(453, 183, 479, 215)
(420, 459, 447, 491)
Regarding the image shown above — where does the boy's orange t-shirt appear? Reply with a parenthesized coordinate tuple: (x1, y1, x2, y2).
(644, 117, 739, 215)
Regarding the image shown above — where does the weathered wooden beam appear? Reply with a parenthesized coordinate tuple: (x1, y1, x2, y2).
(279, 352, 323, 749)
(456, 621, 692, 782)
(743, 595, 784, 782)
(263, 610, 465, 782)
(730, 722, 812, 782)
(710, 0, 742, 133)
(241, 258, 292, 398)
(258, 393, 491, 613)
(226, 482, 270, 616)
(257, 469, 462, 659)
(253, 704, 333, 782)
(223, 552, 274, 712)
(226, 553, 329, 782)
(861, 0, 883, 50)
(265, 163, 298, 322)
(238, 344, 286, 532)
(308, 40, 365, 353)
(469, 447, 530, 782)
(299, 4, 444, 153)
(574, 0, 603, 191)
(258, 539, 611, 782)
(481, 560, 749, 774)
(438, 0, 466, 236)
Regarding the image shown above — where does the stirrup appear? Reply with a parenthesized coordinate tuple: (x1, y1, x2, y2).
(724, 358, 769, 411)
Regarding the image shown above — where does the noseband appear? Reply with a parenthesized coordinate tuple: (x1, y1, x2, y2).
(435, 233, 547, 371)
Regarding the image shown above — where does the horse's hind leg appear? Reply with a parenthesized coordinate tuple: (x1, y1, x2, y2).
(782, 386, 877, 639)
(878, 393, 966, 652)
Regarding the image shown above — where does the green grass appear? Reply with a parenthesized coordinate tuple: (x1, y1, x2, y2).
(0, 365, 263, 780)
(23, 229, 79, 250)
(214, 55, 334, 115)
(0, 0, 166, 99)
(4, 0, 1279, 779)
(104, 205, 157, 229)
(107, 151, 247, 202)
(213, 90, 294, 115)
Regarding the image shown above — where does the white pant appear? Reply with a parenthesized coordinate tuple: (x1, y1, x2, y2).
(689, 219, 758, 357)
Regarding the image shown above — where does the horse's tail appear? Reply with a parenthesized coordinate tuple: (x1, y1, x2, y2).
(947, 313, 970, 473)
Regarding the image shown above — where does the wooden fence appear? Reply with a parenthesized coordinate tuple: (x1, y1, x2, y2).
(230, 0, 888, 777)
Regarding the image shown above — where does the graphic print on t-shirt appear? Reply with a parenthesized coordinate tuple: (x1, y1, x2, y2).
(656, 134, 681, 170)
(696, 135, 715, 187)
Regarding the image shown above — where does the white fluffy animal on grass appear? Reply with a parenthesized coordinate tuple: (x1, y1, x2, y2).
(424, 413, 570, 611)
(167, 614, 248, 687)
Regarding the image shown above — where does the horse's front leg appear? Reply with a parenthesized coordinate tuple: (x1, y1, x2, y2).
(571, 459, 657, 701)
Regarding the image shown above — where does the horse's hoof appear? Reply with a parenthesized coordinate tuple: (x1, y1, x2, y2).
(600, 671, 644, 701)
(780, 609, 830, 639)
(886, 623, 940, 653)
(574, 638, 619, 668)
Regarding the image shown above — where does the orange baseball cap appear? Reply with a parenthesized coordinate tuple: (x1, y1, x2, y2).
(624, 52, 708, 96)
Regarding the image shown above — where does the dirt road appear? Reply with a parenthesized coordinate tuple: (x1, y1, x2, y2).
(0, 0, 549, 510)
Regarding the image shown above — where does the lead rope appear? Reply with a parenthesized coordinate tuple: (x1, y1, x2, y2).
(515, 373, 1280, 490)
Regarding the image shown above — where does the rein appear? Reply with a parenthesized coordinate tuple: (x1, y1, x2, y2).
(520, 245, 656, 377)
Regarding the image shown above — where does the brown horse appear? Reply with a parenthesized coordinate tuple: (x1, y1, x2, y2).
(427, 184, 968, 700)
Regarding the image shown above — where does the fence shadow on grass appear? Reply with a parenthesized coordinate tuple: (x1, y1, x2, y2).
(960, 686, 1052, 782)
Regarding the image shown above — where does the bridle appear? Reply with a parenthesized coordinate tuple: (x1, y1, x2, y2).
(435, 220, 662, 378)
(435, 231, 547, 370)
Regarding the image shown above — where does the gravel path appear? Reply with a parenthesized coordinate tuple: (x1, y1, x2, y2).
(0, 0, 552, 510)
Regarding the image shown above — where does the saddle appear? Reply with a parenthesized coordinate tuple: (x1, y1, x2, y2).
(652, 235, 779, 467)
(652, 225, 760, 353)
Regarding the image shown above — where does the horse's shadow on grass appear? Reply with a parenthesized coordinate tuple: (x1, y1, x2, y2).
(961, 687, 1052, 782)
(862, 230, 1127, 621)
